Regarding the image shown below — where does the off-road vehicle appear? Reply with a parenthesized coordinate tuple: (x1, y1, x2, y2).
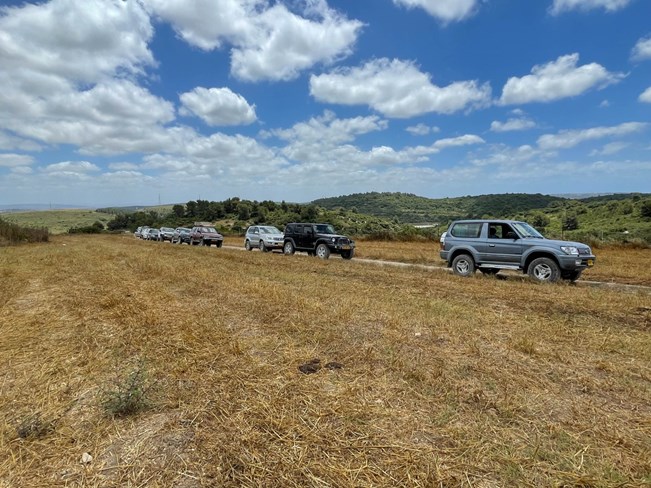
(244, 225, 284, 252)
(440, 219, 595, 283)
(283, 223, 355, 260)
(189, 223, 224, 247)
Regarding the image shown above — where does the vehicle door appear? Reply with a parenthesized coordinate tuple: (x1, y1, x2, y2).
(249, 227, 259, 246)
(292, 224, 304, 248)
(482, 222, 522, 264)
(298, 224, 315, 249)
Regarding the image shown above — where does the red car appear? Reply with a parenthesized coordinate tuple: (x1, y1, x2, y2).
(189, 225, 224, 247)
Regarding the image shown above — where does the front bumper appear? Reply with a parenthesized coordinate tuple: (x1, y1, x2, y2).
(557, 254, 596, 271)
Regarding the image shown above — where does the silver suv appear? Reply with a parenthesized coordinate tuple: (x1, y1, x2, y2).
(440, 219, 595, 282)
(244, 225, 284, 252)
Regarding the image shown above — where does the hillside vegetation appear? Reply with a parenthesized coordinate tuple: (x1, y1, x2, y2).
(6, 192, 651, 244)
(0, 216, 48, 246)
(313, 192, 651, 244)
(1, 235, 649, 486)
(1, 209, 113, 235)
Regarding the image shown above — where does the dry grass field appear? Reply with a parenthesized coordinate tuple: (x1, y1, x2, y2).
(1, 235, 650, 487)
(224, 236, 651, 287)
(1, 210, 114, 235)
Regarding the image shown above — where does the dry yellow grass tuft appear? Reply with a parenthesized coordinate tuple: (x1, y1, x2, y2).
(1, 235, 650, 486)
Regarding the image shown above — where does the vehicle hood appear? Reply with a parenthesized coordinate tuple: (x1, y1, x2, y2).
(316, 233, 354, 243)
(527, 237, 590, 249)
(200, 231, 223, 238)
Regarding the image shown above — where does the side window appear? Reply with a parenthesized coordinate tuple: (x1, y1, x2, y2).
(252, 227, 259, 234)
(488, 224, 502, 239)
(303, 226, 312, 235)
(450, 223, 482, 238)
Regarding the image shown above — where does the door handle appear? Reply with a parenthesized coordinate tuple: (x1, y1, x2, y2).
(489, 244, 495, 247)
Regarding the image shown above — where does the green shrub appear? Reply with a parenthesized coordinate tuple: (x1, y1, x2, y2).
(0, 217, 49, 245)
(100, 358, 154, 417)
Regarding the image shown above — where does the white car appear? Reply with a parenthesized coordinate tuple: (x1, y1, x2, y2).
(244, 225, 284, 252)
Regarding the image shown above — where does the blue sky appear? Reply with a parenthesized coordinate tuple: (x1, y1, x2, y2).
(0, 0, 650, 207)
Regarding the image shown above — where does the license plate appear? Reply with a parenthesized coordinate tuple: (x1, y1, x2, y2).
(587, 259, 594, 267)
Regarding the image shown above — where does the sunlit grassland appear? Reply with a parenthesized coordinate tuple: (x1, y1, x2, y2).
(223, 236, 651, 286)
(1, 209, 114, 234)
(1, 234, 650, 487)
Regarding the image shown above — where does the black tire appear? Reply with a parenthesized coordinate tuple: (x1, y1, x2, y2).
(341, 249, 354, 260)
(528, 257, 560, 283)
(451, 254, 475, 277)
(202, 240, 209, 247)
(315, 243, 330, 259)
(283, 241, 295, 255)
(217, 241, 223, 248)
(479, 268, 499, 275)
(562, 270, 582, 282)
(245, 240, 252, 251)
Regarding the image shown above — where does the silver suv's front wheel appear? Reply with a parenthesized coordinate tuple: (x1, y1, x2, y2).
(528, 257, 560, 283)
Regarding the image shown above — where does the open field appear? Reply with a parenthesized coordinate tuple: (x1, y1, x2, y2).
(223, 236, 651, 287)
(1, 209, 114, 234)
(1, 235, 650, 487)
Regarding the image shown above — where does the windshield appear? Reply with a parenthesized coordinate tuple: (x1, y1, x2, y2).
(202, 227, 218, 233)
(260, 226, 282, 234)
(513, 222, 544, 238)
(314, 224, 336, 234)
(161, 227, 174, 232)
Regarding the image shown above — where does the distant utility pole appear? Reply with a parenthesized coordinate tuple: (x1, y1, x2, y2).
(158, 193, 161, 205)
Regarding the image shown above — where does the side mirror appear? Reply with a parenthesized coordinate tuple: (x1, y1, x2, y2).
(506, 231, 518, 239)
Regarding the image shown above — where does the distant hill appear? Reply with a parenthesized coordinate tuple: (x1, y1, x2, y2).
(312, 191, 651, 243)
(311, 192, 566, 223)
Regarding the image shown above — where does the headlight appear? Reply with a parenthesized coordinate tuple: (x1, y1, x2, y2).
(561, 246, 579, 256)
(331, 237, 336, 242)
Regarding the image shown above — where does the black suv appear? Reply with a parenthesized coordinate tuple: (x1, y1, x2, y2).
(283, 223, 355, 260)
(440, 219, 595, 283)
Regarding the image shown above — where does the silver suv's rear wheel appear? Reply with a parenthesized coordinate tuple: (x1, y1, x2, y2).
(451, 254, 475, 277)
(528, 257, 560, 283)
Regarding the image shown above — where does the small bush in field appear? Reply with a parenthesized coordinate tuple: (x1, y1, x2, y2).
(16, 413, 55, 439)
(100, 358, 154, 417)
(0, 217, 49, 245)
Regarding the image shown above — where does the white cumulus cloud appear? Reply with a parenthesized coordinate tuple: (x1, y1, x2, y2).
(499, 53, 624, 105)
(0, 153, 34, 167)
(392, 0, 478, 22)
(490, 117, 537, 132)
(550, 0, 633, 15)
(406, 124, 440, 136)
(537, 122, 647, 150)
(640, 87, 651, 103)
(146, 0, 363, 82)
(180, 87, 257, 126)
(310, 58, 491, 118)
(0, 0, 154, 84)
(632, 35, 651, 61)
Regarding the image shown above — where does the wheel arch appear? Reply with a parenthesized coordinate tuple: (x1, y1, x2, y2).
(523, 251, 560, 273)
(447, 247, 479, 266)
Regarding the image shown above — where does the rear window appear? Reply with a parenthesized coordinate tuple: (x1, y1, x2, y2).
(450, 222, 482, 238)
